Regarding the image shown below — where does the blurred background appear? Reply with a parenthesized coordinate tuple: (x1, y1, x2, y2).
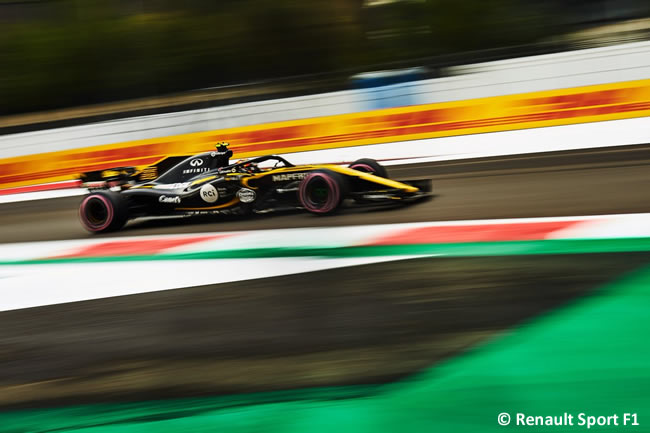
(1, 0, 649, 116)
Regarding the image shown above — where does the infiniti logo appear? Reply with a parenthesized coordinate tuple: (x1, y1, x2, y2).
(190, 159, 203, 167)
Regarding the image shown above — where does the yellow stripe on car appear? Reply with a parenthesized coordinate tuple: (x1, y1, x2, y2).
(323, 165, 420, 192)
(175, 197, 240, 211)
(190, 175, 216, 186)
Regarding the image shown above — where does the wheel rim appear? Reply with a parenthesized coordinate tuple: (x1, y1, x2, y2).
(86, 198, 108, 225)
(300, 173, 340, 213)
(307, 179, 330, 207)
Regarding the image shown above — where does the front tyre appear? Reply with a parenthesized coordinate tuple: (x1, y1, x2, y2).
(298, 170, 348, 214)
(349, 158, 388, 178)
(79, 191, 129, 233)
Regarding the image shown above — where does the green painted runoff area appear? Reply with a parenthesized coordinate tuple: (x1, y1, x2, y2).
(2, 261, 649, 432)
(3, 237, 650, 265)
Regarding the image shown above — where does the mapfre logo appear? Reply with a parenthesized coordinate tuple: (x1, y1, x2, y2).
(199, 183, 219, 203)
(272, 173, 307, 182)
(190, 159, 203, 167)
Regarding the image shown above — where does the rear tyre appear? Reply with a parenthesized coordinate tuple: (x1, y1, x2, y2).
(349, 158, 388, 178)
(298, 170, 348, 214)
(79, 191, 129, 233)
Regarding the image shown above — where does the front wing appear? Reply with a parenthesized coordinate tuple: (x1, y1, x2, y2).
(349, 178, 432, 204)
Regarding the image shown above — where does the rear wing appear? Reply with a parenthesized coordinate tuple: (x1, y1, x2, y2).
(79, 167, 141, 189)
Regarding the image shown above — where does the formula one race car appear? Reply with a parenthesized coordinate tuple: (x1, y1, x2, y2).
(78, 143, 431, 233)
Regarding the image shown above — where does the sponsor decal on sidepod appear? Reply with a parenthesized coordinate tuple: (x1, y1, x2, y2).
(237, 188, 256, 203)
(200, 183, 219, 203)
(159, 195, 181, 204)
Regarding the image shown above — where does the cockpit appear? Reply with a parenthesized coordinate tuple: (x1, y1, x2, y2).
(221, 155, 294, 174)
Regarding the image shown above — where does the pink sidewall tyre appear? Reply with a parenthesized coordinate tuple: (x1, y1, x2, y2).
(348, 158, 388, 178)
(79, 191, 128, 233)
(298, 170, 348, 215)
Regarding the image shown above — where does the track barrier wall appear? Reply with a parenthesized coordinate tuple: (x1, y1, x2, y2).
(1, 79, 649, 189)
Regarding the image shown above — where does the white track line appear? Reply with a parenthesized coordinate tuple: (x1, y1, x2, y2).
(0, 255, 425, 312)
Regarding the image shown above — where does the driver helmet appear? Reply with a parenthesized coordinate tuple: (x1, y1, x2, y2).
(212, 141, 233, 167)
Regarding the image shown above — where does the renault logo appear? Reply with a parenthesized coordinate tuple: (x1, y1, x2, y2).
(190, 159, 203, 167)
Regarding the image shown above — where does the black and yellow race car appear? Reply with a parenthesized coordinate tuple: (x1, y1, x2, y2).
(78, 143, 431, 233)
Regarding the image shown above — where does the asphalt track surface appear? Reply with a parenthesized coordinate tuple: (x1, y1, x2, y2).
(1, 143, 650, 243)
(2, 253, 648, 408)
